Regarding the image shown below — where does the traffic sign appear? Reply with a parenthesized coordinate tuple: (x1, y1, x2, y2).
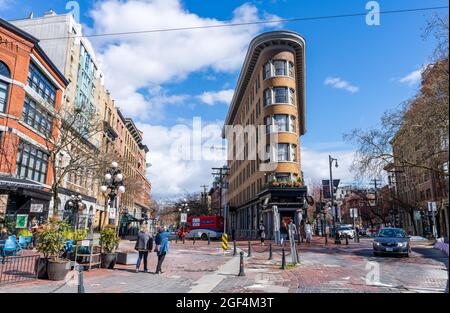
(221, 233, 228, 252)
(180, 213, 187, 223)
(427, 202, 437, 212)
(350, 208, 358, 218)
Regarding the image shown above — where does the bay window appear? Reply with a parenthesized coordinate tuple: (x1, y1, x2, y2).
(274, 114, 288, 132)
(263, 88, 272, 106)
(28, 62, 57, 106)
(1, 61, 11, 113)
(277, 143, 289, 161)
(289, 116, 296, 132)
(23, 96, 53, 137)
(265, 114, 296, 133)
(263, 60, 295, 79)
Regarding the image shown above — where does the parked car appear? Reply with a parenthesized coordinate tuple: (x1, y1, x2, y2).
(184, 229, 222, 240)
(337, 226, 356, 239)
(373, 228, 411, 257)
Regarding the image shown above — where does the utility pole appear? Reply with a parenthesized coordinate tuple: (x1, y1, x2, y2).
(211, 166, 229, 216)
(200, 185, 208, 214)
(370, 178, 382, 225)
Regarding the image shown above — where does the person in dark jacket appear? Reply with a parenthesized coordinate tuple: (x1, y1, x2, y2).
(135, 224, 153, 273)
(154, 226, 170, 274)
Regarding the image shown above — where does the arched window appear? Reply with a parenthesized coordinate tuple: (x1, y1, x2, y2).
(0, 61, 11, 113)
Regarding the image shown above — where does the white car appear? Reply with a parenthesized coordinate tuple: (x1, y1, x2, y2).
(185, 229, 222, 240)
(337, 226, 356, 239)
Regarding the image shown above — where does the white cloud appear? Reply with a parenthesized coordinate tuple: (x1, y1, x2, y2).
(324, 77, 359, 94)
(89, 0, 279, 119)
(301, 147, 356, 186)
(136, 120, 225, 198)
(399, 67, 424, 86)
(198, 89, 234, 106)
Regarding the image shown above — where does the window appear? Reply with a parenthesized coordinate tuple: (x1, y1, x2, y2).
(0, 61, 11, 113)
(277, 143, 289, 161)
(290, 144, 297, 161)
(263, 89, 272, 106)
(263, 62, 272, 79)
(15, 141, 48, 183)
(274, 114, 288, 132)
(273, 60, 286, 76)
(289, 116, 296, 132)
(265, 116, 272, 133)
(274, 87, 288, 103)
(263, 60, 294, 79)
(27, 62, 57, 106)
(276, 173, 291, 181)
(22, 97, 53, 137)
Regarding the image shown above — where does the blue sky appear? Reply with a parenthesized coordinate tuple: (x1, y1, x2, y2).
(1, 0, 447, 197)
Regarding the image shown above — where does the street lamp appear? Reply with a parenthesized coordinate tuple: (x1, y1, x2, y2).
(329, 155, 341, 244)
(100, 161, 125, 229)
(65, 193, 84, 230)
(179, 201, 190, 238)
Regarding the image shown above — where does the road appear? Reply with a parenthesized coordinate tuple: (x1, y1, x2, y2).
(0, 237, 447, 293)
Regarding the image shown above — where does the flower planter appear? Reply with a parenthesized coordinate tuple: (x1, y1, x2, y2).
(101, 252, 117, 269)
(116, 251, 139, 265)
(47, 259, 70, 281)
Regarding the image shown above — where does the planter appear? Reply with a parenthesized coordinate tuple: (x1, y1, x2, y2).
(116, 251, 139, 265)
(101, 252, 117, 269)
(35, 257, 48, 279)
(47, 259, 70, 281)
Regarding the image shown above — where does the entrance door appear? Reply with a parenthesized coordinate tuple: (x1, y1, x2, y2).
(279, 210, 295, 240)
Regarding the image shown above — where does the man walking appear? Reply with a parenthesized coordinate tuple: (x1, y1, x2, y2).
(258, 221, 266, 246)
(135, 224, 153, 273)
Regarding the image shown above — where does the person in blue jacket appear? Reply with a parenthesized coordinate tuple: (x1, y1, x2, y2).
(154, 226, 170, 274)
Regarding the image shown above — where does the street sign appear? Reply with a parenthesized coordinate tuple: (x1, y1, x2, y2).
(15, 214, 28, 228)
(30, 203, 44, 213)
(109, 207, 116, 219)
(427, 202, 437, 212)
(180, 213, 187, 223)
(350, 208, 358, 218)
(221, 233, 228, 252)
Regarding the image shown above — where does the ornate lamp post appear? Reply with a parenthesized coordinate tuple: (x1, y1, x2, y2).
(66, 193, 84, 230)
(329, 155, 341, 244)
(100, 161, 125, 229)
(179, 200, 190, 237)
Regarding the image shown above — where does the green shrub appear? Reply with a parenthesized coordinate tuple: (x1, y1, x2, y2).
(100, 225, 120, 253)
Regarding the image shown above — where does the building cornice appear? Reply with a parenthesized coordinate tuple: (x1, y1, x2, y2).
(224, 30, 306, 135)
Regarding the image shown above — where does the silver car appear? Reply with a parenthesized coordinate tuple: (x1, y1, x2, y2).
(337, 226, 356, 239)
(185, 229, 222, 240)
(373, 228, 411, 257)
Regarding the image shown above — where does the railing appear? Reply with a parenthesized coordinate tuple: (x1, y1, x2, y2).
(0, 255, 40, 286)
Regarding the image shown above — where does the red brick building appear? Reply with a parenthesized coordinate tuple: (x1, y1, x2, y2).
(0, 18, 68, 226)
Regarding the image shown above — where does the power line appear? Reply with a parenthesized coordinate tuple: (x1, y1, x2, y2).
(38, 5, 449, 42)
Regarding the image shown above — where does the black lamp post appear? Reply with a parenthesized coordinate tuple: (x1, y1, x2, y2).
(329, 155, 341, 244)
(100, 161, 125, 229)
(178, 199, 190, 237)
(66, 193, 84, 230)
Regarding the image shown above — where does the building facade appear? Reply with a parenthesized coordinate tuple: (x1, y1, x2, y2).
(0, 18, 68, 227)
(9, 11, 152, 231)
(223, 31, 307, 240)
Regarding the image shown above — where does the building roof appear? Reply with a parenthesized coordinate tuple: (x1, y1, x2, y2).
(125, 118, 143, 144)
(224, 30, 306, 135)
(0, 17, 69, 86)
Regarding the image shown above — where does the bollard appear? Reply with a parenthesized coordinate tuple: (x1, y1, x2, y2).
(281, 248, 286, 270)
(357, 231, 360, 243)
(233, 240, 237, 256)
(345, 235, 349, 245)
(238, 251, 246, 276)
(78, 265, 85, 293)
(208, 233, 211, 245)
(325, 235, 328, 245)
(269, 243, 273, 260)
(175, 236, 178, 244)
(247, 241, 252, 257)
(182, 236, 185, 244)
(193, 235, 196, 245)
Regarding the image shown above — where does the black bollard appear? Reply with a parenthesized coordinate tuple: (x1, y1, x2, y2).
(281, 248, 286, 270)
(182, 236, 185, 244)
(233, 240, 237, 256)
(193, 235, 196, 245)
(247, 241, 252, 257)
(238, 251, 246, 276)
(325, 235, 328, 245)
(175, 236, 178, 244)
(78, 265, 85, 293)
(208, 233, 211, 245)
(357, 231, 360, 243)
(345, 235, 349, 245)
(269, 243, 273, 260)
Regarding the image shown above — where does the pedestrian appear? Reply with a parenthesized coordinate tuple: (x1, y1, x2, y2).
(154, 226, 170, 274)
(305, 221, 312, 243)
(0, 227, 8, 240)
(135, 224, 153, 273)
(258, 221, 266, 246)
(231, 227, 236, 241)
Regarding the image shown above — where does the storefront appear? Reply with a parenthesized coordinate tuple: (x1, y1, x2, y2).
(0, 176, 51, 229)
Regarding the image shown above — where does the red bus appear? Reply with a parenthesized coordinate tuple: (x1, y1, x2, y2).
(178, 215, 224, 239)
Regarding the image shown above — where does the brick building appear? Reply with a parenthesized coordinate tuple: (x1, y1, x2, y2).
(0, 18, 68, 226)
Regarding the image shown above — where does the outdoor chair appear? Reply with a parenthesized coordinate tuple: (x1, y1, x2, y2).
(18, 235, 27, 249)
(2, 238, 18, 259)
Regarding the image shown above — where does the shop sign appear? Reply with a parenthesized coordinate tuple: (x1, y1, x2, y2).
(16, 214, 28, 228)
(30, 203, 44, 213)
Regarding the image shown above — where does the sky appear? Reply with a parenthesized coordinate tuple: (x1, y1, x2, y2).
(1, 0, 447, 199)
